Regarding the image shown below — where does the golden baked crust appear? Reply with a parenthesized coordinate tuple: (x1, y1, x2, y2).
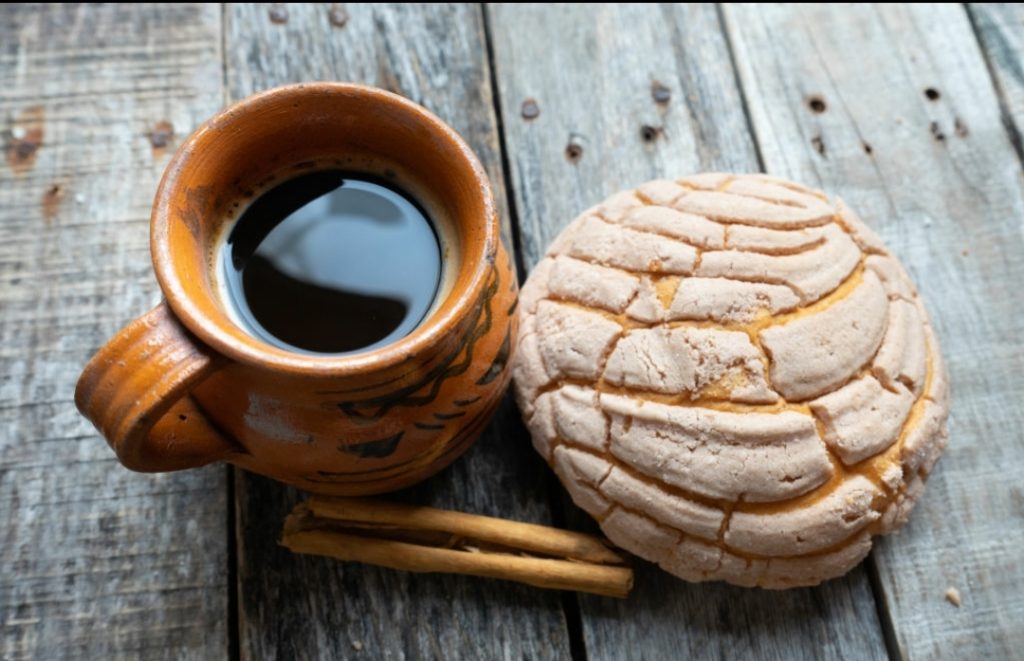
(512, 173, 949, 589)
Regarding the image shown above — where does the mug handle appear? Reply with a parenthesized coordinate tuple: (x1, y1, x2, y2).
(75, 301, 240, 472)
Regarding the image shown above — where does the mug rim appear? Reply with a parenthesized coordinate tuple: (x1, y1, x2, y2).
(150, 82, 497, 377)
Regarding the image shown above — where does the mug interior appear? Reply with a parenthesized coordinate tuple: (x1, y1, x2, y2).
(151, 84, 496, 376)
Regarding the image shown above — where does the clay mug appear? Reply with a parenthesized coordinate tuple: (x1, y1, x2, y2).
(75, 83, 518, 495)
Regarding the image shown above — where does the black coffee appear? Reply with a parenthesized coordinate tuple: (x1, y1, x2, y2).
(219, 170, 441, 355)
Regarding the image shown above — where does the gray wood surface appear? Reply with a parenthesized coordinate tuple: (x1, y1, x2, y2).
(488, 4, 887, 659)
(0, 4, 229, 660)
(969, 4, 1024, 149)
(489, 3, 758, 268)
(4, 3, 1024, 660)
(724, 3, 1024, 658)
(223, 4, 571, 658)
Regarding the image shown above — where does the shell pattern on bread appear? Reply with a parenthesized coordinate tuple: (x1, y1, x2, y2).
(512, 173, 950, 589)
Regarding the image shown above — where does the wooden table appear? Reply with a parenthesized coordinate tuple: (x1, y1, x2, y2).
(2, 4, 1022, 659)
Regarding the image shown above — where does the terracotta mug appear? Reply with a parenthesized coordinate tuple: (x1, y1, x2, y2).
(75, 83, 518, 495)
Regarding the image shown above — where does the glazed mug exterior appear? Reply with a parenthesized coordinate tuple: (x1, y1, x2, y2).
(75, 83, 519, 495)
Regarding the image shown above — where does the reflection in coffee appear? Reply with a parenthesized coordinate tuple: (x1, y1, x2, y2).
(218, 170, 441, 355)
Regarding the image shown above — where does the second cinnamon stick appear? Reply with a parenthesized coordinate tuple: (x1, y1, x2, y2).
(281, 497, 634, 598)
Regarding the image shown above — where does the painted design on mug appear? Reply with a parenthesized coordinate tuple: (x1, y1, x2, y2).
(307, 391, 503, 485)
(338, 431, 404, 458)
(322, 261, 508, 423)
(475, 328, 511, 386)
(318, 248, 516, 481)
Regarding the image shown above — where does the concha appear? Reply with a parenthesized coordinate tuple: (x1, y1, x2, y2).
(512, 173, 949, 589)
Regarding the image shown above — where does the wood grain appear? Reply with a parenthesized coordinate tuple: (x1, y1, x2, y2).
(724, 3, 1024, 658)
(224, 4, 571, 658)
(0, 4, 228, 660)
(969, 4, 1024, 154)
(488, 4, 887, 659)
(6, 3, 1020, 659)
(489, 3, 759, 269)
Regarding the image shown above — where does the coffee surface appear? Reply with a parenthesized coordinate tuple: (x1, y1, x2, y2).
(220, 170, 441, 354)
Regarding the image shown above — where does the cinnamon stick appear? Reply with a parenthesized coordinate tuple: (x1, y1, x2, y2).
(281, 497, 633, 599)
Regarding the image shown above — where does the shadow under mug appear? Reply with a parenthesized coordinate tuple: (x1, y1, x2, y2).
(75, 83, 519, 495)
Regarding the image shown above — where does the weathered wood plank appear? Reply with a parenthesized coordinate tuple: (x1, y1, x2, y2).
(488, 4, 887, 659)
(969, 4, 1024, 151)
(489, 3, 760, 269)
(724, 4, 1024, 658)
(0, 4, 228, 660)
(223, 4, 571, 658)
